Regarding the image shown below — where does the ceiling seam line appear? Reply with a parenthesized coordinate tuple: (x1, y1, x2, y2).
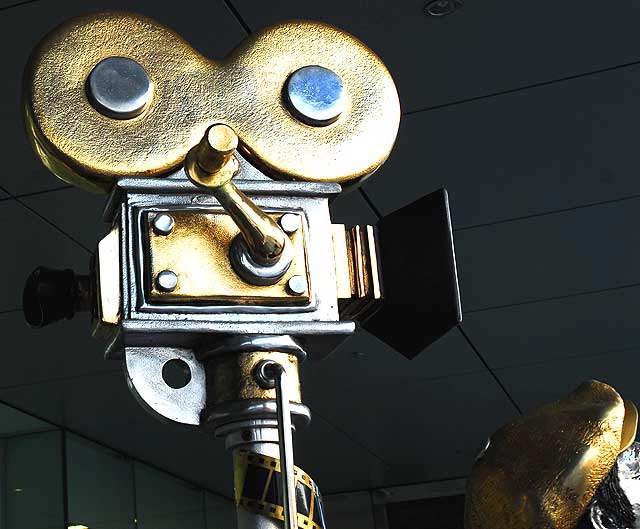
(0, 428, 59, 441)
(358, 187, 383, 220)
(340, 367, 488, 387)
(329, 475, 469, 497)
(222, 0, 252, 34)
(0, 186, 73, 204)
(457, 324, 523, 415)
(0, 0, 40, 13)
(454, 193, 640, 232)
(0, 184, 93, 254)
(467, 282, 640, 314)
(0, 368, 123, 392)
(403, 57, 640, 116)
(494, 344, 640, 372)
(15, 185, 73, 200)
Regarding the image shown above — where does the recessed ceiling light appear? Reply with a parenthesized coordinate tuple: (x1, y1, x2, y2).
(424, 0, 463, 17)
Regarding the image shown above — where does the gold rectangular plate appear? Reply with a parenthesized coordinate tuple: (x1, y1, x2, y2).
(146, 210, 309, 305)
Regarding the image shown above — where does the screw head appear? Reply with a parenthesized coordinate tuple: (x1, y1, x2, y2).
(287, 275, 307, 296)
(285, 65, 347, 126)
(253, 360, 277, 390)
(87, 57, 153, 119)
(156, 270, 178, 292)
(152, 214, 174, 236)
(279, 213, 300, 235)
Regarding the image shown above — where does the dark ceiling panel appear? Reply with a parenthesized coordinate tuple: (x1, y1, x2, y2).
(0, 0, 246, 196)
(497, 346, 640, 413)
(462, 284, 640, 369)
(455, 197, 640, 311)
(296, 412, 382, 493)
(364, 64, 640, 227)
(329, 191, 379, 226)
(0, 312, 108, 388)
(303, 369, 517, 486)
(232, 0, 640, 113)
(0, 402, 51, 437)
(22, 188, 108, 250)
(303, 328, 483, 386)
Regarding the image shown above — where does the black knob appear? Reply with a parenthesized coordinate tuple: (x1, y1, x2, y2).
(23, 267, 90, 328)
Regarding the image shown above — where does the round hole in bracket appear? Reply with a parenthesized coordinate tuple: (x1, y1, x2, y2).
(162, 358, 192, 389)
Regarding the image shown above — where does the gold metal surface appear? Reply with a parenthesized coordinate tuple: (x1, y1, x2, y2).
(465, 380, 639, 529)
(336, 224, 383, 320)
(25, 12, 401, 192)
(185, 125, 288, 264)
(185, 124, 240, 188)
(332, 225, 352, 299)
(621, 400, 638, 452)
(195, 124, 238, 177)
(146, 210, 309, 304)
(206, 351, 301, 406)
(92, 224, 121, 337)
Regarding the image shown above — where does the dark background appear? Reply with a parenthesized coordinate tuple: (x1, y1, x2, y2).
(0, 0, 637, 521)
(387, 496, 465, 529)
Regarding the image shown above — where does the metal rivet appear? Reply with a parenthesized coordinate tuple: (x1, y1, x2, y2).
(87, 57, 153, 119)
(424, 0, 462, 17)
(284, 65, 347, 126)
(287, 275, 306, 296)
(153, 214, 174, 236)
(279, 213, 300, 235)
(156, 270, 178, 292)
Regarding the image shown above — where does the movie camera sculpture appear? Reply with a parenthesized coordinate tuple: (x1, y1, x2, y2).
(22, 12, 461, 529)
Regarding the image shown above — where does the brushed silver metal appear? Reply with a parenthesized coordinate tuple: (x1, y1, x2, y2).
(279, 213, 301, 234)
(152, 213, 174, 235)
(124, 346, 206, 425)
(285, 65, 347, 126)
(87, 56, 153, 119)
(274, 364, 298, 529)
(287, 275, 306, 296)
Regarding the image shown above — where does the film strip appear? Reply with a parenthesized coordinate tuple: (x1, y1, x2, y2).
(234, 450, 326, 529)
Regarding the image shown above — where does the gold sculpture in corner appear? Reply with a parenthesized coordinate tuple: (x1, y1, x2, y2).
(465, 380, 638, 529)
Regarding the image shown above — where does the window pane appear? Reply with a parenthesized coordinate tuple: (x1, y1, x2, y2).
(135, 463, 205, 529)
(66, 434, 135, 529)
(205, 492, 236, 529)
(5, 431, 63, 529)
